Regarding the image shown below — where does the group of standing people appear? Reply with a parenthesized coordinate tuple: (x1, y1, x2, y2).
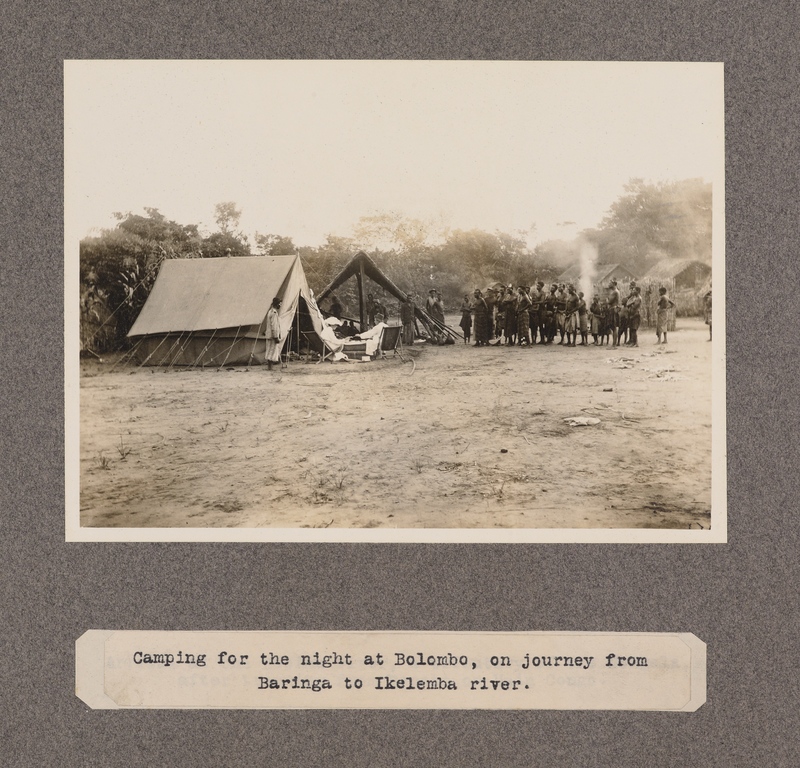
(459, 279, 677, 348)
(270, 276, 684, 367)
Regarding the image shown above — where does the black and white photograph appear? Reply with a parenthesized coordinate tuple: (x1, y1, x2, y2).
(66, 60, 725, 542)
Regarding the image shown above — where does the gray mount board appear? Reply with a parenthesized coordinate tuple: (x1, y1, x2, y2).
(1, 2, 797, 767)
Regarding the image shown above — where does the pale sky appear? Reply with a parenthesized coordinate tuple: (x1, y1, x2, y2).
(65, 60, 723, 248)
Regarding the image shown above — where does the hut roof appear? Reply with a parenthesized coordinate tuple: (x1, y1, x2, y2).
(556, 263, 581, 282)
(644, 259, 711, 280)
(596, 264, 635, 284)
(556, 263, 635, 284)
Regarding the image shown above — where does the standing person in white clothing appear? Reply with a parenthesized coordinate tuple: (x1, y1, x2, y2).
(264, 297, 282, 370)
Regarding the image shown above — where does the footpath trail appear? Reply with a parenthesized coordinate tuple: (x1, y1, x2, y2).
(79, 319, 713, 530)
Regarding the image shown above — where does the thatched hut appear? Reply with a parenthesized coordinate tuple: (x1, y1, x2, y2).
(643, 259, 712, 317)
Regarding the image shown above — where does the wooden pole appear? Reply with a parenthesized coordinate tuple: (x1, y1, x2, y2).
(358, 260, 366, 331)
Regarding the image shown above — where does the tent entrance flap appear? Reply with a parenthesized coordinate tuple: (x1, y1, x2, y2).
(284, 296, 327, 356)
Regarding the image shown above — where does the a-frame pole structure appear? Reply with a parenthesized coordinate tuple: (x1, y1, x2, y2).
(357, 258, 366, 330)
(317, 250, 462, 341)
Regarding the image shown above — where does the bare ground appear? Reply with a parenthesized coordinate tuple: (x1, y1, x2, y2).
(79, 319, 712, 530)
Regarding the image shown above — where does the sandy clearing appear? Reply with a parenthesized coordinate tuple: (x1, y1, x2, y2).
(79, 319, 712, 530)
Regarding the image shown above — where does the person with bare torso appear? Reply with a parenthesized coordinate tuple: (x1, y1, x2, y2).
(564, 286, 579, 347)
(606, 280, 621, 347)
(626, 286, 643, 347)
(656, 287, 676, 344)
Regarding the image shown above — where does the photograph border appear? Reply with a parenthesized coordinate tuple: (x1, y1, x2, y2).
(64, 60, 726, 544)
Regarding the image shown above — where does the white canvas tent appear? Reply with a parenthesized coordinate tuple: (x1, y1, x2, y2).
(127, 255, 341, 366)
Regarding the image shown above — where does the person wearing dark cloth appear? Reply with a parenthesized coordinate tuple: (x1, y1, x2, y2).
(516, 286, 532, 346)
(543, 284, 558, 343)
(618, 297, 629, 346)
(607, 280, 621, 347)
(478, 288, 492, 343)
(564, 286, 580, 346)
(589, 295, 602, 345)
(366, 293, 377, 327)
(601, 299, 614, 345)
(704, 288, 712, 341)
(617, 280, 642, 347)
(329, 295, 343, 319)
(535, 281, 548, 343)
(625, 280, 638, 322)
(528, 281, 542, 344)
(577, 291, 589, 345)
(340, 319, 358, 338)
(488, 288, 503, 343)
(400, 294, 416, 345)
(471, 289, 491, 346)
(459, 294, 473, 344)
(627, 286, 643, 347)
(621, 281, 638, 345)
(620, 290, 631, 346)
(656, 287, 676, 344)
(497, 287, 507, 342)
(555, 284, 568, 344)
(502, 287, 518, 345)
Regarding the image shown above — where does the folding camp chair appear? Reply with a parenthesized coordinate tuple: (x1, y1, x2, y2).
(317, 343, 338, 363)
(377, 325, 404, 360)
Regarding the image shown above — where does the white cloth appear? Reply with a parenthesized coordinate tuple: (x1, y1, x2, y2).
(338, 323, 387, 357)
(354, 322, 387, 341)
(265, 307, 282, 362)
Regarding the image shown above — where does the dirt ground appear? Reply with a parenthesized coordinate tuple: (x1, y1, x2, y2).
(79, 318, 713, 530)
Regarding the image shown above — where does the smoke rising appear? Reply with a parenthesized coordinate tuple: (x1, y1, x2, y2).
(578, 239, 598, 298)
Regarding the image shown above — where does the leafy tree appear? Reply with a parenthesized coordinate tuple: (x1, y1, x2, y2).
(112, 207, 201, 245)
(352, 211, 440, 253)
(79, 208, 204, 350)
(254, 233, 296, 256)
(299, 235, 358, 295)
(351, 212, 442, 302)
(437, 229, 504, 288)
(202, 202, 251, 257)
(213, 201, 242, 234)
(200, 231, 251, 258)
(585, 178, 712, 273)
(493, 230, 540, 285)
(433, 229, 548, 297)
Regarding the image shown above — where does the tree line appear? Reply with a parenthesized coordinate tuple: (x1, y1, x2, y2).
(79, 179, 711, 351)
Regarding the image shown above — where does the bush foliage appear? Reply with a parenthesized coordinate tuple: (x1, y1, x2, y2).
(79, 179, 712, 351)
